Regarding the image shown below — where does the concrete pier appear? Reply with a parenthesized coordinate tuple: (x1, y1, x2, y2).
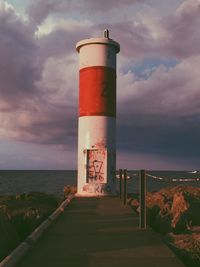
(15, 197, 185, 267)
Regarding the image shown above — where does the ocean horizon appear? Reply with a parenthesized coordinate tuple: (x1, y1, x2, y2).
(0, 170, 199, 196)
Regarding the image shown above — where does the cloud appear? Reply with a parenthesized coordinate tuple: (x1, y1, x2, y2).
(95, 0, 200, 60)
(163, 0, 200, 58)
(27, 0, 144, 26)
(38, 24, 94, 60)
(0, 138, 73, 169)
(0, 104, 77, 149)
(0, 2, 41, 110)
(117, 55, 200, 159)
(0, 55, 78, 147)
(116, 151, 197, 170)
(1, 0, 200, 169)
(0, 3, 78, 149)
(118, 56, 200, 116)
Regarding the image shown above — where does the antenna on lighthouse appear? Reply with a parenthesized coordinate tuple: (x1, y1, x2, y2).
(104, 29, 109, 39)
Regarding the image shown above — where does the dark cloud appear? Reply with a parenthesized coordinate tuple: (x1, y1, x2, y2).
(117, 114, 200, 158)
(0, 4, 41, 110)
(38, 25, 94, 60)
(17, 106, 77, 146)
(0, 3, 78, 148)
(117, 56, 200, 161)
(1, 95, 77, 149)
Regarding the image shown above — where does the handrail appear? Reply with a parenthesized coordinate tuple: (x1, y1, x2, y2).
(0, 194, 74, 267)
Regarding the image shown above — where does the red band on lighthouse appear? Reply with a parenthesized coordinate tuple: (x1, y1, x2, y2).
(79, 66, 116, 117)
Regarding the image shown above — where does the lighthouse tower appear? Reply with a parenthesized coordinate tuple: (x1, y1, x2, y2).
(76, 30, 120, 196)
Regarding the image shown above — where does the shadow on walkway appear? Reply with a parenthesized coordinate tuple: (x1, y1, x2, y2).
(16, 197, 185, 267)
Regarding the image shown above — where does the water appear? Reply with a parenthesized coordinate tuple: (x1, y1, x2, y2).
(126, 170, 200, 194)
(0, 170, 199, 196)
(0, 170, 77, 196)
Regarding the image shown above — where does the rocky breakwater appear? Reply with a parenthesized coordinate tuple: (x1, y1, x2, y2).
(0, 192, 60, 262)
(129, 185, 200, 267)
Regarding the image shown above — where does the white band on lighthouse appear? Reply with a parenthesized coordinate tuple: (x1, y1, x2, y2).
(77, 116, 116, 195)
(76, 30, 120, 196)
(76, 38, 119, 69)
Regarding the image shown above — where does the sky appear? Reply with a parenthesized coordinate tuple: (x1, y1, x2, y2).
(0, 0, 200, 170)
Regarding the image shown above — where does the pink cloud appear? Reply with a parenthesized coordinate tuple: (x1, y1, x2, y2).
(118, 56, 200, 117)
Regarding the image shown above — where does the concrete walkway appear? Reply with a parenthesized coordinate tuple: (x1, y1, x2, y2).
(16, 197, 185, 267)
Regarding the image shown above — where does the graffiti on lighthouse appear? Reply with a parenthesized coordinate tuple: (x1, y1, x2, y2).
(86, 149, 107, 184)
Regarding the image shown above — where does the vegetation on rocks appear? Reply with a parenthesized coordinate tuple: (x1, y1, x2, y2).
(165, 230, 200, 267)
(0, 192, 60, 262)
(129, 185, 200, 267)
(63, 185, 77, 197)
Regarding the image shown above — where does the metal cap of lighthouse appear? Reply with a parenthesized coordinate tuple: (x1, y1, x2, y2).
(76, 30, 120, 196)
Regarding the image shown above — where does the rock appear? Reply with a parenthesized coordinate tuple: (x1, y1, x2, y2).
(0, 192, 60, 261)
(63, 185, 77, 198)
(129, 186, 200, 266)
(129, 198, 139, 210)
(0, 211, 20, 261)
(165, 232, 200, 267)
(171, 191, 189, 232)
(129, 185, 200, 234)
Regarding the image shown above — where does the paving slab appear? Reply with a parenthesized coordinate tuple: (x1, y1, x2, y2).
(15, 197, 185, 267)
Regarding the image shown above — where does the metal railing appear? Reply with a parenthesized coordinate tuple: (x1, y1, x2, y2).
(139, 170, 146, 229)
(116, 169, 199, 230)
(117, 169, 128, 205)
(117, 169, 146, 228)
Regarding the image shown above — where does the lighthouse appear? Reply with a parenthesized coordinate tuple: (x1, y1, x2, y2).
(76, 30, 120, 196)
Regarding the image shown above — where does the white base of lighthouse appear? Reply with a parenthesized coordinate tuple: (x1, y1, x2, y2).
(77, 116, 116, 196)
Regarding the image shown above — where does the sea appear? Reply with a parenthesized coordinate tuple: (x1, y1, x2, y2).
(0, 170, 199, 196)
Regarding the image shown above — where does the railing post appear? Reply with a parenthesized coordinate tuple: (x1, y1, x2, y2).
(139, 169, 146, 229)
(123, 169, 127, 205)
(119, 169, 122, 199)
